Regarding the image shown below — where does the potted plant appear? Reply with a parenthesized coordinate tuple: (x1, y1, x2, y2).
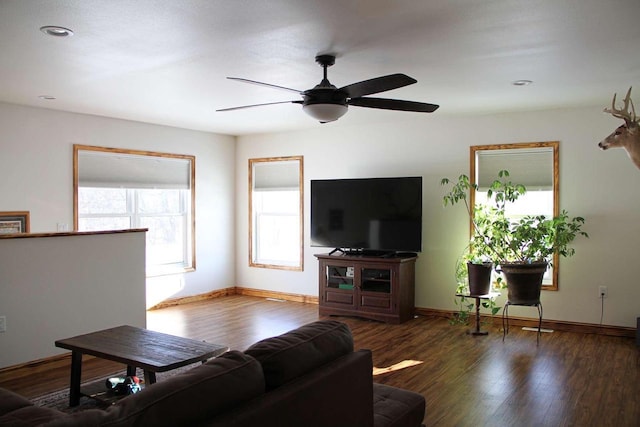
(450, 246, 502, 325)
(441, 170, 588, 306)
(441, 173, 514, 294)
(441, 173, 510, 323)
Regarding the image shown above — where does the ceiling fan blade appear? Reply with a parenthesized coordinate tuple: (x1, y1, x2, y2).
(227, 77, 302, 94)
(340, 74, 417, 98)
(217, 100, 302, 112)
(349, 97, 439, 113)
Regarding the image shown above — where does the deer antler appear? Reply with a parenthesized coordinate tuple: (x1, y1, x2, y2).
(603, 87, 638, 123)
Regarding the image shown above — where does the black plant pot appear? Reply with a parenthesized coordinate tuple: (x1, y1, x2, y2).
(467, 262, 493, 296)
(500, 262, 547, 305)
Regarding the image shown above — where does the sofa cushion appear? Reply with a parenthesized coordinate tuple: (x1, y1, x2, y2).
(0, 388, 67, 427)
(0, 388, 32, 417)
(372, 383, 425, 427)
(208, 350, 375, 427)
(43, 350, 265, 427)
(244, 320, 354, 390)
(0, 406, 69, 427)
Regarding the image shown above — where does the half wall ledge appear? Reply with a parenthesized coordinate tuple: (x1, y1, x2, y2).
(0, 228, 148, 239)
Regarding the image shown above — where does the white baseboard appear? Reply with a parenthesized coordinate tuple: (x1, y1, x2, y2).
(522, 326, 554, 333)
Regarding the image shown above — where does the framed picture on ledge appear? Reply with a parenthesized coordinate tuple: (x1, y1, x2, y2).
(0, 211, 30, 234)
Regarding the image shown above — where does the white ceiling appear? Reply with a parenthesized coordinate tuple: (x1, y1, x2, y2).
(1, 0, 639, 136)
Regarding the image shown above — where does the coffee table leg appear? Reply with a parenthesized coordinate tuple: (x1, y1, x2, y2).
(126, 365, 136, 377)
(69, 351, 82, 407)
(144, 370, 156, 385)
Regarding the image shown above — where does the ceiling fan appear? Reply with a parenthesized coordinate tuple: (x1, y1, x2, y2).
(217, 54, 439, 123)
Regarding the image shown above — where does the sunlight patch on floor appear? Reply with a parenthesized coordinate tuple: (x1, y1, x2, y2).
(373, 360, 423, 376)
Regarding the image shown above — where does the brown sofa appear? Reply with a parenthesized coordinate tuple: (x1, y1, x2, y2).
(0, 320, 425, 426)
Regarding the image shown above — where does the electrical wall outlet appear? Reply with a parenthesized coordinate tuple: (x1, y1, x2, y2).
(598, 286, 608, 298)
(0, 316, 6, 333)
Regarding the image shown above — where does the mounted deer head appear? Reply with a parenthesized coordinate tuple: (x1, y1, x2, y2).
(598, 87, 640, 170)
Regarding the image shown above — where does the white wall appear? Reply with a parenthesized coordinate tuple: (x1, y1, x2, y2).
(0, 103, 237, 305)
(1, 99, 637, 355)
(0, 231, 146, 368)
(236, 107, 640, 328)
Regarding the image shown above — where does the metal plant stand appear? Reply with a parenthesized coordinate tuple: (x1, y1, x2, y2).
(456, 292, 500, 336)
(502, 301, 543, 345)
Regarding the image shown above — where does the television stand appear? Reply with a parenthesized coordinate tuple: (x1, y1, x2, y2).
(315, 253, 417, 324)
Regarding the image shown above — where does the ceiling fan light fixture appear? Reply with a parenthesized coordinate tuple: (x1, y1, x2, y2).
(302, 103, 348, 122)
(222, 54, 438, 120)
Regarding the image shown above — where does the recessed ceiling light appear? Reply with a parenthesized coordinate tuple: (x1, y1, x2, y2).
(40, 26, 74, 37)
(512, 80, 533, 86)
(38, 95, 56, 100)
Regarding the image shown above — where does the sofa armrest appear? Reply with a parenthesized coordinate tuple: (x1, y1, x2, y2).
(207, 349, 374, 427)
(42, 351, 266, 427)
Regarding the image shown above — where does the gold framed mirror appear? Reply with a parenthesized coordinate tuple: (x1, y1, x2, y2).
(470, 141, 559, 290)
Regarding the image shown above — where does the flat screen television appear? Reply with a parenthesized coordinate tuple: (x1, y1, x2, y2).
(310, 176, 422, 254)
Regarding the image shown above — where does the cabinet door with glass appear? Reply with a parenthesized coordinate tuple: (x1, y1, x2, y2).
(322, 262, 356, 309)
(359, 265, 394, 312)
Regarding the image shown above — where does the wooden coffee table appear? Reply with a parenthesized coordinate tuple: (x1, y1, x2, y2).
(55, 325, 228, 406)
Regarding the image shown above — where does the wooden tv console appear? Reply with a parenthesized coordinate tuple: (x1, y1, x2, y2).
(315, 253, 417, 324)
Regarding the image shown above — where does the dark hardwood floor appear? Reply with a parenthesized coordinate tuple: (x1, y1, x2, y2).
(1, 295, 638, 426)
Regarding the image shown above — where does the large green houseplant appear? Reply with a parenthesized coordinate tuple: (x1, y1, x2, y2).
(441, 170, 588, 308)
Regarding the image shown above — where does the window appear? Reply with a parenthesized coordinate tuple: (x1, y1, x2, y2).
(249, 156, 303, 270)
(74, 145, 195, 276)
(471, 141, 559, 290)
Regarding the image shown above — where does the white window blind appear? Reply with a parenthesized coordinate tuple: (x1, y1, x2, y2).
(476, 148, 553, 191)
(253, 161, 299, 191)
(78, 151, 191, 189)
